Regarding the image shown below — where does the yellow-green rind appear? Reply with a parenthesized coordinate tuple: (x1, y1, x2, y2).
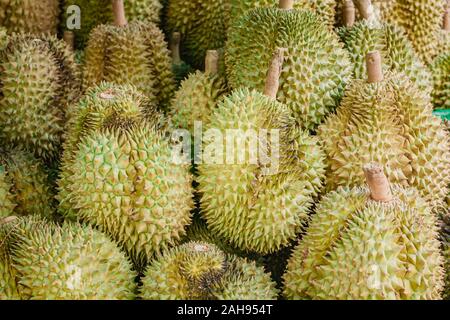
(431, 53, 450, 109)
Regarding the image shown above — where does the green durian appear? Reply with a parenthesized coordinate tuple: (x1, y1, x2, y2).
(442, 214, 450, 299)
(431, 53, 450, 109)
(58, 83, 194, 267)
(318, 53, 450, 211)
(0, 147, 53, 219)
(83, 5, 175, 110)
(0, 215, 136, 300)
(0, 0, 59, 35)
(170, 50, 228, 133)
(284, 163, 445, 300)
(0, 33, 81, 161)
(140, 241, 278, 300)
(169, 32, 193, 87)
(225, 6, 352, 130)
(0, 218, 19, 300)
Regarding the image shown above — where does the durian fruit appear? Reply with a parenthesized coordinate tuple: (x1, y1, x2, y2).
(83, 0, 175, 109)
(0, 215, 136, 300)
(57, 82, 194, 267)
(140, 241, 278, 300)
(0, 0, 59, 35)
(197, 49, 326, 254)
(0, 33, 81, 161)
(0, 147, 53, 219)
(318, 52, 450, 211)
(338, 4, 431, 92)
(431, 53, 450, 109)
(169, 32, 193, 87)
(225, 1, 352, 130)
(441, 214, 450, 299)
(284, 163, 445, 300)
(170, 50, 228, 133)
(62, 0, 162, 50)
(0, 218, 19, 300)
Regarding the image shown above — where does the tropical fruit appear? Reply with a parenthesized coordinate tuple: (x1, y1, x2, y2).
(140, 241, 278, 300)
(431, 52, 450, 109)
(0, 33, 81, 161)
(83, 1, 175, 109)
(0, 215, 136, 300)
(284, 163, 445, 300)
(197, 49, 326, 254)
(58, 82, 194, 267)
(0, 0, 59, 35)
(318, 52, 450, 211)
(226, 2, 352, 129)
(0, 218, 19, 300)
(442, 214, 450, 299)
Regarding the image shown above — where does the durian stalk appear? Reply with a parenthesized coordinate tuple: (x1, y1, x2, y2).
(63, 31, 75, 51)
(112, 0, 127, 27)
(444, 8, 450, 31)
(170, 32, 182, 65)
(279, 0, 294, 10)
(366, 51, 383, 83)
(363, 163, 393, 202)
(343, 0, 356, 28)
(264, 48, 286, 100)
(205, 50, 219, 75)
(353, 0, 374, 20)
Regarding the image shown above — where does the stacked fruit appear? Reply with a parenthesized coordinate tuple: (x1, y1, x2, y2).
(0, 0, 449, 300)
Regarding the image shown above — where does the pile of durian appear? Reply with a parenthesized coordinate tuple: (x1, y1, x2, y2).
(0, 0, 449, 300)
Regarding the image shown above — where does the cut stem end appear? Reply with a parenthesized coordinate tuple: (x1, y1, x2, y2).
(366, 51, 383, 83)
(205, 50, 219, 75)
(63, 31, 75, 51)
(264, 48, 286, 100)
(112, 0, 127, 27)
(363, 163, 393, 202)
(170, 32, 182, 64)
(279, 0, 294, 10)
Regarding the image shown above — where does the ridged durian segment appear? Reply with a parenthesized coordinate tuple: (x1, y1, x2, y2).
(59, 125, 193, 267)
(0, 234, 19, 300)
(83, 21, 175, 109)
(338, 21, 431, 92)
(431, 53, 450, 109)
(1, 215, 136, 300)
(140, 242, 278, 300)
(0, 0, 59, 35)
(170, 71, 228, 132)
(0, 34, 81, 161)
(226, 9, 352, 130)
(197, 89, 325, 254)
(318, 72, 450, 211)
(391, 0, 447, 64)
(284, 185, 444, 300)
(62, 0, 162, 49)
(0, 147, 53, 219)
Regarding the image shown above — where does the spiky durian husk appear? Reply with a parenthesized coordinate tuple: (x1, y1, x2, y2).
(431, 53, 450, 109)
(390, 0, 447, 64)
(170, 71, 228, 132)
(0, 225, 19, 300)
(140, 242, 278, 300)
(318, 72, 450, 211)
(1, 215, 136, 300)
(197, 88, 325, 254)
(338, 21, 431, 92)
(0, 147, 53, 219)
(83, 21, 175, 110)
(284, 185, 444, 300)
(62, 0, 162, 50)
(0, 33, 81, 161)
(0, 0, 59, 35)
(226, 9, 352, 130)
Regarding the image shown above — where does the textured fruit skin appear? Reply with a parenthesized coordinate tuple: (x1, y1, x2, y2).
(0, 216, 136, 300)
(0, 33, 81, 161)
(284, 185, 444, 300)
(0, 147, 53, 219)
(83, 21, 175, 110)
(0, 241, 19, 300)
(140, 242, 278, 300)
(226, 9, 352, 130)
(0, 0, 59, 35)
(58, 83, 193, 267)
(170, 70, 228, 132)
(431, 53, 450, 110)
(338, 21, 431, 92)
(197, 88, 325, 254)
(442, 215, 450, 300)
(62, 0, 162, 49)
(318, 72, 450, 211)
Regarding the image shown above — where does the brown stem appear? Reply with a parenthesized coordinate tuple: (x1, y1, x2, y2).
(63, 31, 75, 51)
(444, 9, 450, 31)
(170, 32, 182, 64)
(205, 50, 219, 75)
(366, 51, 383, 83)
(264, 48, 286, 100)
(112, 0, 127, 27)
(0, 216, 18, 226)
(354, 0, 373, 20)
(279, 0, 294, 10)
(343, 0, 356, 27)
(363, 163, 393, 202)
